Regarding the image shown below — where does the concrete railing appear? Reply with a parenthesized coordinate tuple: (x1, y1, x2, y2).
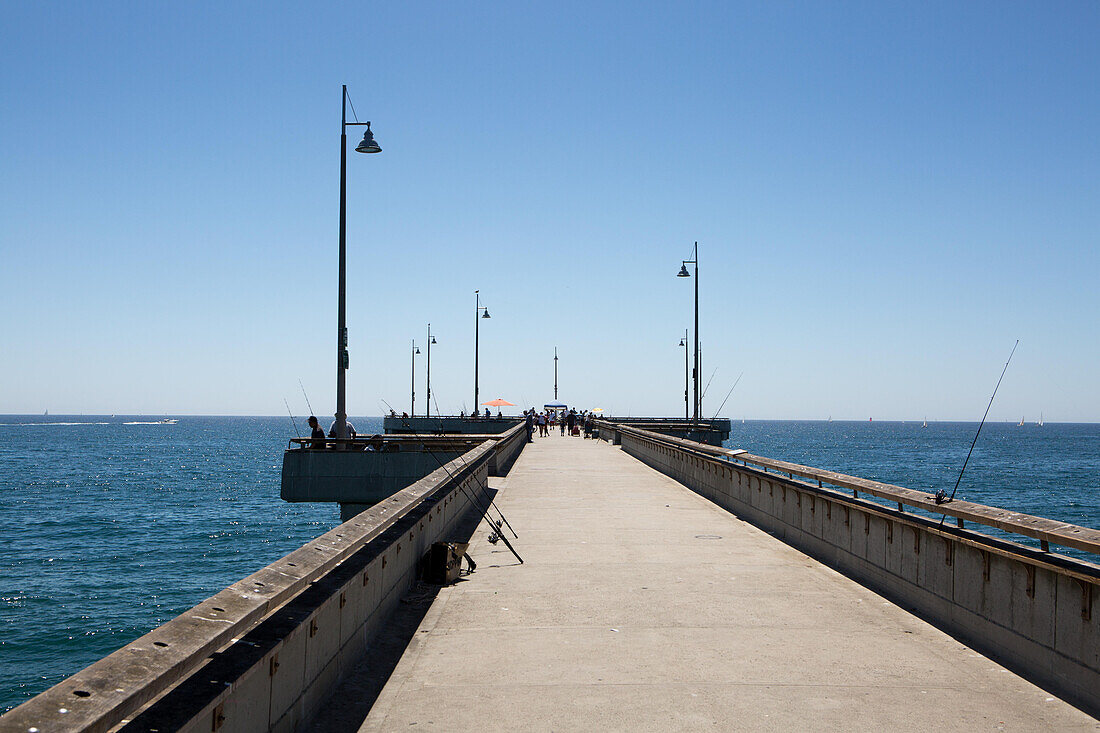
(488, 422, 527, 477)
(605, 423, 1100, 717)
(2, 442, 497, 733)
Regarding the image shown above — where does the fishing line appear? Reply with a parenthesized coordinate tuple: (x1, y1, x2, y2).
(284, 398, 301, 439)
(936, 340, 1019, 522)
(712, 371, 744, 419)
(704, 365, 721, 400)
(379, 398, 523, 561)
(299, 379, 315, 417)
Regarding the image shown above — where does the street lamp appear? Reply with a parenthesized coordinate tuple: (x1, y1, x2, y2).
(553, 346, 559, 400)
(474, 290, 491, 412)
(677, 241, 700, 421)
(425, 324, 437, 417)
(334, 84, 381, 441)
(410, 341, 421, 416)
(679, 330, 689, 421)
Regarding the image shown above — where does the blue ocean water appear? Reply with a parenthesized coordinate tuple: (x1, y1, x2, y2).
(0, 415, 382, 713)
(1, 416, 1097, 712)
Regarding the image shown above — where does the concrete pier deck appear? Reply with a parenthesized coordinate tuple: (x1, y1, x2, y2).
(333, 434, 1096, 731)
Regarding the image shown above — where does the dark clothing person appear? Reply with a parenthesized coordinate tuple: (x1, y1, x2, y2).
(307, 416, 327, 449)
(525, 411, 535, 443)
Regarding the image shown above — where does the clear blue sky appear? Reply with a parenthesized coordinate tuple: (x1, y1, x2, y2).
(2, 2, 1097, 420)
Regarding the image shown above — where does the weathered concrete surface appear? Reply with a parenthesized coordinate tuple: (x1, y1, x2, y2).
(348, 434, 1097, 731)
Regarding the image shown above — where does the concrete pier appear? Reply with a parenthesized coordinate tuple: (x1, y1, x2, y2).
(345, 433, 1095, 731)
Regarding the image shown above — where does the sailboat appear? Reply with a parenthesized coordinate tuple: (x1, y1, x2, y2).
(827, 415, 832, 423)
(921, 417, 927, 428)
(1038, 413, 1044, 427)
(1018, 415, 1025, 427)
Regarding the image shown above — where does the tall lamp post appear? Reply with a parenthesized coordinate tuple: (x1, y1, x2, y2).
(410, 341, 421, 416)
(425, 324, 437, 417)
(677, 241, 700, 421)
(334, 84, 381, 441)
(554, 347, 559, 400)
(679, 330, 689, 421)
(474, 291, 491, 412)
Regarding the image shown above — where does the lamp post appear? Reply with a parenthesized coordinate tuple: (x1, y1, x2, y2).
(474, 291, 490, 412)
(554, 347, 559, 400)
(677, 241, 700, 421)
(410, 340, 421, 416)
(334, 84, 381, 441)
(425, 324, 437, 417)
(679, 330, 689, 421)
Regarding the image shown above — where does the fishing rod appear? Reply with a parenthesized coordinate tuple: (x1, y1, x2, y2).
(299, 379, 315, 416)
(380, 400, 510, 535)
(379, 398, 523, 561)
(711, 371, 744, 419)
(283, 398, 301, 439)
(701, 366, 719, 400)
(383, 396, 519, 541)
(935, 341, 1019, 522)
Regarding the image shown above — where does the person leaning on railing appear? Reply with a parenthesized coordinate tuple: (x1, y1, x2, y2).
(307, 416, 326, 449)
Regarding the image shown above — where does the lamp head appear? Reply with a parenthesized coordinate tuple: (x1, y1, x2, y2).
(679, 338, 686, 346)
(430, 336, 437, 344)
(482, 309, 491, 319)
(415, 347, 421, 355)
(677, 264, 691, 277)
(355, 122, 381, 154)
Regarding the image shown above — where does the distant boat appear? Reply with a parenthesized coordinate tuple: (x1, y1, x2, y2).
(44, 409, 48, 416)
(1018, 415, 1025, 427)
(1038, 413, 1044, 427)
(922, 417, 927, 428)
(157, 418, 178, 424)
(827, 415, 832, 423)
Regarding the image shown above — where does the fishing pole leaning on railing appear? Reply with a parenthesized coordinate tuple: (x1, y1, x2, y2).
(378, 398, 523, 564)
(935, 340, 1018, 526)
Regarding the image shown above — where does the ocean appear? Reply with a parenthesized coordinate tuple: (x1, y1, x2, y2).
(1, 415, 1097, 712)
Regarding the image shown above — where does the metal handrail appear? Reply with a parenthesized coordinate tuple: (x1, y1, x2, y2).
(601, 421, 1100, 558)
(286, 434, 513, 450)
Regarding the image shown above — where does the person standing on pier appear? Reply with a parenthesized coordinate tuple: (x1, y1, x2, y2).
(307, 416, 326, 449)
(328, 414, 356, 440)
(525, 409, 535, 443)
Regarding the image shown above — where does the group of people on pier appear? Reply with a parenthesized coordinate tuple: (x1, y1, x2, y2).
(523, 407, 597, 441)
(459, 408, 503, 419)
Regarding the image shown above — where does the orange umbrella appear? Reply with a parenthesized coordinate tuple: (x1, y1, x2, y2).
(481, 398, 515, 406)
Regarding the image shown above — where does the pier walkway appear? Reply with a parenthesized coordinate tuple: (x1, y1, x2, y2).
(332, 434, 1095, 731)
